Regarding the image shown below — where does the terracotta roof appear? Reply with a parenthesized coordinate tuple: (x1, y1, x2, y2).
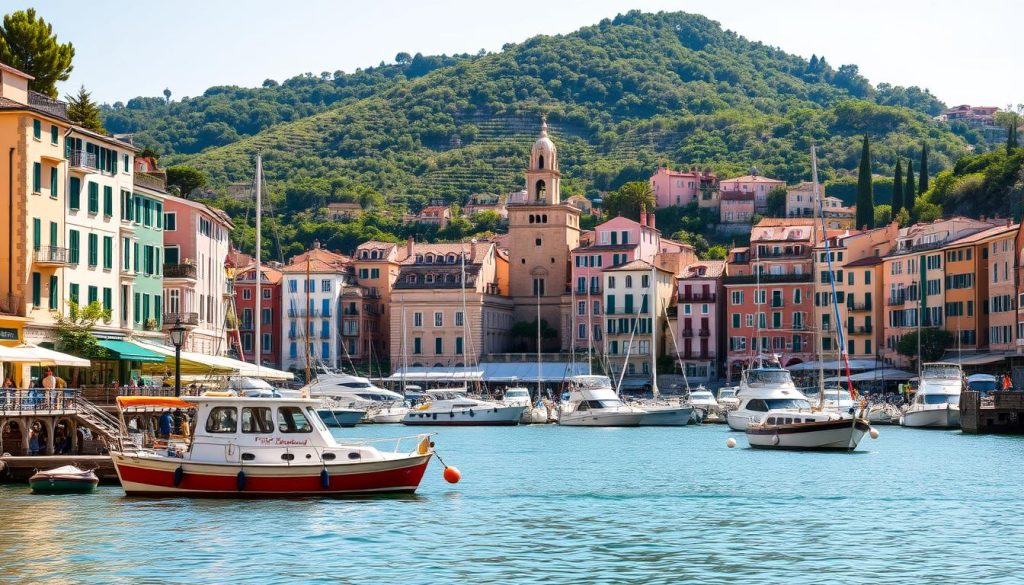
(844, 255, 883, 268)
(236, 262, 283, 284)
(946, 223, 1018, 245)
(756, 218, 816, 227)
(680, 260, 726, 278)
(604, 259, 671, 273)
(721, 175, 785, 183)
(720, 191, 754, 202)
(281, 247, 351, 273)
(574, 244, 638, 253)
(400, 241, 489, 265)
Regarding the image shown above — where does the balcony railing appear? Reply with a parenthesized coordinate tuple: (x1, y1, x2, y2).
(68, 149, 97, 170)
(343, 308, 359, 316)
(849, 302, 872, 312)
(33, 246, 69, 266)
(163, 312, 199, 327)
(288, 309, 323, 318)
(164, 263, 198, 280)
(0, 293, 22, 316)
(133, 172, 166, 191)
(723, 273, 813, 285)
(679, 292, 716, 302)
(853, 325, 873, 334)
(681, 329, 694, 337)
(698, 328, 711, 337)
(28, 91, 69, 119)
(888, 296, 906, 307)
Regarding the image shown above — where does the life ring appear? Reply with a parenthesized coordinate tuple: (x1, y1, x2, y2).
(416, 403, 431, 411)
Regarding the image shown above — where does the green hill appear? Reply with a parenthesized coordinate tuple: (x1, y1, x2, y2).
(102, 11, 986, 255)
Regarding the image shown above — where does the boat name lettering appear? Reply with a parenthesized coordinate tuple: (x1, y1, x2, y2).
(254, 437, 310, 446)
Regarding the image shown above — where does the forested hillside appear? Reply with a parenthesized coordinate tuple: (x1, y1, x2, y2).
(101, 11, 985, 257)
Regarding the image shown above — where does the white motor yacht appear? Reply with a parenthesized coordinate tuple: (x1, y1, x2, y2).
(688, 388, 722, 423)
(727, 357, 811, 431)
(901, 362, 963, 429)
(558, 376, 646, 427)
(402, 390, 525, 426)
(503, 387, 549, 424)
(305, 373, 405, 406)
(636, 399, 694, 426)
(716, 386, 740, 412)
(817, 387, 859, 414)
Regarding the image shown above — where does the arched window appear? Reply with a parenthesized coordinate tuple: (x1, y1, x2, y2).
(625, 275, 633, 288)
(425, 254, 434, 264)
(536, 180, 546, 201)
(360, 251, 368, 259)
(371, 250, 379, 259)
(542, 214, 548, 223)
(529, 215, 535, 224)
(447, 254, 457, 264)
(538, 155, 545, 169)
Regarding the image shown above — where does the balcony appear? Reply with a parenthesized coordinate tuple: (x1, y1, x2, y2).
(887, 296, 906, 307)
(681, 328, 694, 337)
(68, 149, 97, 170)
(793, 323, 806, 331)
(0, 293, 22, 316)
(849, 302, 872, 312)
(724, 273, 813, 285)
(134, 172, 166, 192)
(28, 91, 69, 119)
(698, 328, 711, 337)
(163, 312, 199, 327)
(343, 308, 359, 316)
(853, 325, 873, 334)
(679, 292, 716, 302)
(288, 309, 324, 318)
(164, 263, 198, 280)
(33, 246, 69, 266)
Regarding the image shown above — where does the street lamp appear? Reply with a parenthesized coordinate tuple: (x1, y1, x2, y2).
(169, 318, 187, 397)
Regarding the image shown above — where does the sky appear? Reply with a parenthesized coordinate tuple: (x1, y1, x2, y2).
(20, 0, 1023, 108)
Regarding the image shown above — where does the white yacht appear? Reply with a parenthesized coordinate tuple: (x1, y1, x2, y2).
(503, 387, 549, 424)
(817, 387, 859, 414)
(637, 399, 694, 426)
(900, 362, 963, 429)
(305, 373, 405, 405)
(688, 388, 722, 423)
(402, 390, 526, 426)
(727, 357, 811, 431)
(558, 376, 646, 427)
(746, 410, 871, 450)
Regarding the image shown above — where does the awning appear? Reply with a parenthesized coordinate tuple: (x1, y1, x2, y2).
(133, 341, 294, 380)
(116, 396, 192, 410)
(16, 344, 90, 367)
(385, 367, 485, 382)
(788, 359, 881, 372)
(942, 352, 1014, 366)
(478, 362, 590, 383)
(824, 368, 916, 383)
(97, 339, 165, 363)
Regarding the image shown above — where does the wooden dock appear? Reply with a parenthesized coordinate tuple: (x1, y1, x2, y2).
(0, 455, 119, 484)
(960, 391, 1024, 434)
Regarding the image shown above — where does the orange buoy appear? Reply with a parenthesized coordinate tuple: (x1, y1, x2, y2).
(443, 466, 462, 484)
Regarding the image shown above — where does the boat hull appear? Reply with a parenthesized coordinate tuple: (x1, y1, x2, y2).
(317, 409, 365, 428)
(402, 405, 525, 426)
(110, 452, 432, 497)
(638, 405, 693, 426)
(29, 478, 98, 494)
(520, 406, 550, 424)
(747, 418, 871, 450)
(368, 409, 408, 424)
(558, 411, 644, 427)
(900, 405, 960, 429)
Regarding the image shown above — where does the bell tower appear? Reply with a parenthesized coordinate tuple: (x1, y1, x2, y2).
(506, 116, 580, 350)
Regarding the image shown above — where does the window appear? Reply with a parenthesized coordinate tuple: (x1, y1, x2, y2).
(731, 291, 743, 305)
(262, 308, 271, 325)
(242, 289, 252, 300)
(732, 313, 740, 328)
(49, 167, 58, 197)
(164, 212, 176, 231)
(103, 186, 113, 216)
(241, 407, 273, 433)
(102, 287, 112, 311)
(87, 286, 98, 305)
(262, 288, 271, 299)
(32, 162, 41, 193)
(69, 177, 81, 209)
(456, 311, 464, 327)
(277, 407, 313, 433)
(533, 278, 545, 296)
(413, 337, 422, 354)
(48, 275, 58, 309)
(103, 236, 113, 270)
(87, 233, 98, 266)
(434, 312, 443, 327)
(33, 119, 41, 139)
(88, 182, 99, 213)
(50, 124, 58, 144)
(322, 279, 331, 292)
(321, 342, 330, 359)
(864, 271, 871, 285)
(434, 337, 443, 354)
(288, 279, 298, 293)
(414, 312, 423, 327)
(69, 283, 79, 304)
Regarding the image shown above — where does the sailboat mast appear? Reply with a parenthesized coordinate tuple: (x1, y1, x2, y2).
(304, 254, 311, 385)
(461, 242, 471, 390)
(536, 274, 542, 404)
(587, 268, 593, 375)
(401, 304, 408, 395)
(650, 266, 658, 398)
(254, 150, 262, 375)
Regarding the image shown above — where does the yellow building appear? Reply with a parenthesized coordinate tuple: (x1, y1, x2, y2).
(0, 62, 72, 345)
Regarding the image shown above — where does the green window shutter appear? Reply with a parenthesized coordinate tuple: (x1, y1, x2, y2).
(69, 177, 81, 209)
(32, 218, 41, 250)
(32, 162, 41, 192)
(103, 236, 113, 269)
(155, 248, 161, 275)
(49, 222, 57, 247)
(134, 292, 140, 322)
(50, 125, 58, 144)
(133, 242, 139, 272)
(155, 295, 162, 326)
(69, 283, 79, 304)
(33, 119, 40, 139)
(103, 186, 113, 216)
(49, 275, 58, 309)
(87, 286, 98, 305)
(69, 230, 80, 263)
(112, 152, 118, 174)
(122, 237, 130, 270)
(50, 167, 58, 197)
(156, 203, 163, 228)
(143, 294, 150, 321)
(88, 182, 99, 213)
(88, 233, 98, 266)
(102, 287, 112, 311)
(31, 272, 40, 306)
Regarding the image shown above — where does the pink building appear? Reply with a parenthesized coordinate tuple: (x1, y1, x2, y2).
(161, 194, 234, 355)
(676, 260, 727, 381)
(567, 214, 663, 351)
(720, 191, 755, 224)
(719, 172, 785, 212)
(649, 167, 718, 209)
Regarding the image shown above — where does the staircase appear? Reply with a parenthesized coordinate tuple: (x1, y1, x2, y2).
(73, 397, 122, 443)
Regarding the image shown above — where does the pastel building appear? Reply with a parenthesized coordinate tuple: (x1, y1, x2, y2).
(719, 191, 755, 224)
(648, 167, 718, 209)
(354, 240, 408, 364)
(130, 161, 168, 342)
(279, 243, 350, 372)
(234, 259, 283, 368)
(0, 62, 73, 344)
(603, 260, 675, 385)
(676, 260, 727, 381)
(785, 182, 855, 229)
(161, 194, 234, 355)
(719, 171, 785, 213)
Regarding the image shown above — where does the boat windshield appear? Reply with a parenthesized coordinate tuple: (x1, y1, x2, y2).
(691, 392, 714, 400)
(968, 380, 997, 392)
(340, 382, 373, 389)
(746, 370, 793, 386)
(582, 399, 623, 409)
(718, 389, 736, 399)
(571, 376, 615, 390)
(922, 364, 962, 380)
(505, 389, 529, 397)
(764, 398, 811, 410)
(922, 394, 959, 405)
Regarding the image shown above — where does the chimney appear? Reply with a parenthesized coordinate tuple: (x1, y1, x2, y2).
(649, 213, 656, 229)
(640, 212, 647, 227)
(312, 239, 321, 250)
(406, 236, 414, 257)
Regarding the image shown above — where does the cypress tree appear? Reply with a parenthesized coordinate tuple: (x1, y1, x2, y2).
(904, 159, 916, 214)
(855, 135, 874, 229)
(918, 143, 929, 195)
(892, 158, 904, 215)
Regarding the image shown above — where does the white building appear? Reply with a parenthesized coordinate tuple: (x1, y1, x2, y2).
(279, 242, 351, 372)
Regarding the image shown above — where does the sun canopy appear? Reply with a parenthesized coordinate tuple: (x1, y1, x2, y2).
(97, 339, 165, 363)
(134, 341, 294, 380)
(116, 396, 192, 410)
(479, 362, 590, 383)
(788, 359, 881, 372)
(823, 369, 916, 383)
(386, 367, 484, 382)
(942, 352, 1014, 366)
(0, 344, 90, 367)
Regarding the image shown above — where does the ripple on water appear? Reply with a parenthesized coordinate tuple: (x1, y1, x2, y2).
(1, 425, 1022, 584)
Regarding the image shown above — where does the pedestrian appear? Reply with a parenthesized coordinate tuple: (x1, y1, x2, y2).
(56, 375, 66, 389)
(42, 369, 57, 389)
(180, 415, 191, 438)
(1003, 373, 1014, 391)
(158, 409, 173, 439)
(28, 424, 40, 455)
(2, 377, 14, 388)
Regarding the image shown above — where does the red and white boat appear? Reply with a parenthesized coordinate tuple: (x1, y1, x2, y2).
(109, 396, 434, 497)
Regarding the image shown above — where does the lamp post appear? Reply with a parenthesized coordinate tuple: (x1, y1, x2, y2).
(169, 318, 187, 397)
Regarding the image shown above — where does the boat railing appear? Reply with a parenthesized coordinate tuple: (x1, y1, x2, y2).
(344, 433, 435, 454)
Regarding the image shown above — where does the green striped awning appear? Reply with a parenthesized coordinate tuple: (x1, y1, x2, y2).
(96, 339, 165, 363)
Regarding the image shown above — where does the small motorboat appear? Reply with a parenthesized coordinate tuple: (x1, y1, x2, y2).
(745, 410, 873, 451)
(29, 465, 99, 494)
(316, 401, 367, 428)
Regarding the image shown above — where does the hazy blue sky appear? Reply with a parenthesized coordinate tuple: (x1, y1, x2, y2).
(23, 0, 1022, 108)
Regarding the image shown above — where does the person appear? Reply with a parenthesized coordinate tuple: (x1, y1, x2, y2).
(28, 424, 40, 455)
(180, 415, 191, 438)
(128, 377, 138, 389)
(56, 375, 66, 389)
(1003, 373, 1014, 392)
(157, 410, 173, 439)
(41, 369, 56, 389)
(2, 377, 14, 388)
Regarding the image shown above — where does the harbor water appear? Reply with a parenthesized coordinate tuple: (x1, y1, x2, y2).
(1, 424, 1022, 584)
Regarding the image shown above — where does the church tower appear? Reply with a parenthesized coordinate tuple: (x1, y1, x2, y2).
(507, 116, 581, 350)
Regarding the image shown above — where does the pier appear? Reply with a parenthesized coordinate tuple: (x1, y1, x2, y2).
(0, 455, 117, 483)
(960, 390, 1024, 434)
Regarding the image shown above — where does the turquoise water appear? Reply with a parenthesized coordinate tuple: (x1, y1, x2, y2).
(1, 425, 1022, 584)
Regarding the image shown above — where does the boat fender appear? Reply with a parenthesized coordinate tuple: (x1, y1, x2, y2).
(173, 465, 185, 487)
(450, 412, 455, 417)
(493, 408, 498, 413)
(236, 470, 246, 491)
(320, 468, 330, 489)
(432, 413, 437, 420)
(469, 409, 474, 417)
(771, 434, 780, 446)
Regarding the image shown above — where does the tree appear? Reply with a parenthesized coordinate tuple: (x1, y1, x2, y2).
(891, 158, 904, 214)
(670, 229, 710, 257)
(897, 328, 954, 364)
(55, 300, 111, 386)
(904, 159, 916, 214)
(855, 135, 874, 228)
(470, 210, 502, 233)
(894, 207, 911, 227)
(65, 85, 104, 132)
(764, 186, 787, 217)
(704, 245, 728, 260)
(603, 181, 655, 221)
(166, 166, 208, 197)
(0, 8, 74, 97)
(163, 87, 171, 103)
(509, 319, 557, 352)
(918, 143, 929, 194)
(873, 204, 892, 226)
(395, 52, 412, 65)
